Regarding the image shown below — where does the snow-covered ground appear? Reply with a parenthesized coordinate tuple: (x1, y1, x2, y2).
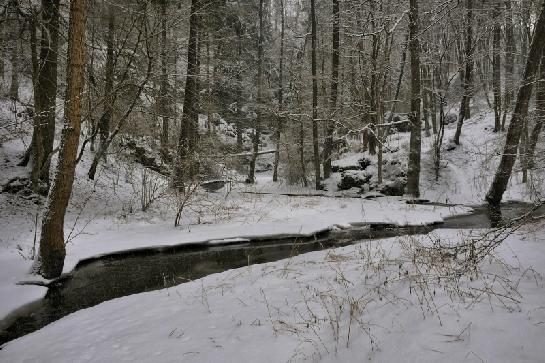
(1, 95, 544, 362)
(1, 228, 544, 362)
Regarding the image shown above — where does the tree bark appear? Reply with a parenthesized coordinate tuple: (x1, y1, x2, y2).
(273, 0, 285, 182)
(99, 5, 115, 155)
(486, 2, 545, 206)
(9, 8, 19, 101)
(28, 0, 61, 193)
(526, 51, 545, 167)
(173, 0, 201, 189)
(492, 3, 502, 132)
(34, 0, 86, 279)
(160, 0, 170, 161)
(502, 0, 516, 131)
(453, 0, 473, 144)
(310, 0, 321, 190)
(323, 0, 340, 179)
(247, 0, 264, 184)
(406, 0, 422, 197)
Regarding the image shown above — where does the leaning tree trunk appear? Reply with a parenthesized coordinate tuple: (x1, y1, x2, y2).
(34, 0, 86, 279)
(173, 0, 200, 189)
(453, 0, 473, 145)
(323, 0, 340, 179)
(486, 2, 545, 206)
(406, 0, 422, 197)
(492, 2, 502, 132)
(310, 0, 321, 190)
(247, 0, 264, 184)
(30, 0, 60, 192)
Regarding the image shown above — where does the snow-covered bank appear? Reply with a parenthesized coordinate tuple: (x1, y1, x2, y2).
(0, 190, 471, 320)
(1, 228, 544, 362)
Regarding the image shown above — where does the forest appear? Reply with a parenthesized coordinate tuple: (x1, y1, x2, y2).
(0, 0, 544, 361)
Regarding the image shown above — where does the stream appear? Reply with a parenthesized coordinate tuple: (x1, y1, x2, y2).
(0, 201, 542, 347)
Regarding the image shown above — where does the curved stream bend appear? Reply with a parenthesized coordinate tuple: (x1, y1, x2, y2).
(0, 201, 541, 346)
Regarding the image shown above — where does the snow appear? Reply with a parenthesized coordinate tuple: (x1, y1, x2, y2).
(1, 83, 545, 363)
(1, 228, 544, 362)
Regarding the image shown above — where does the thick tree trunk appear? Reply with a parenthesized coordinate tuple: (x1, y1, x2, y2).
(486, 2, 545, 206)
(247, 0, 264, 184)
(173, 0, 200, 189)
(34, 0, 86, 279)
(453, 0, 473, 145)
(273, 0, 285, 182)
(406, 0, 422, 197)
(492, 3, 502, 132)
(310, 0, 321, 190)
(30, 0, 61, 192)
(322, 0, 340, 179)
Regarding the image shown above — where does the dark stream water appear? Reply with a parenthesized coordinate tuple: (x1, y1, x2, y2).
(0, 201, 542, 347)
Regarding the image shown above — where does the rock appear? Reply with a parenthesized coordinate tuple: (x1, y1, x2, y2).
(445, 140, 457, 151)
(444, 113, 457, 125)
(358, 157, 372, 170)
(331, 157, 372, 173)
(338, 170, 372, 191)
(378, 178, 406, 196)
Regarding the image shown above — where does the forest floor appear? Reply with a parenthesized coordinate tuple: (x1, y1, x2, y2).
(1, 100, 544, 361)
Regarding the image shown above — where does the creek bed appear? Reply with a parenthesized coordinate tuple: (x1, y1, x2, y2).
(0, 201, 541, 347)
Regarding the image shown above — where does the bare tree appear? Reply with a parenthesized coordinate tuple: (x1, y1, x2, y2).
(323, 0, 340, 179)
(273, 0, 285, 183)
(453, 0, 474, 145)
(486, 2, 545, 206)
(173, 0, 201, 188)
(406, 0, 422, 197)
(27, 0, 61, 193)
(311, 0, 321, 190)
(247, 0, 264, 184)
(492, 2, 501, 132)
(33, 0, 86, 278)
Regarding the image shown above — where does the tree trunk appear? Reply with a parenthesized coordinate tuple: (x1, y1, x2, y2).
(406, 0, 422, 197)
(34, 0, 86, 279)
(9, 10, 19, 101)
(310, 0, 321, 190)
(247, 0, 264, 184)
(273, 0, 285, 182)
(526, 51, 545, 167)
(486, 2, 545, 206)
(453, 0, 473, 145)
(18, 8, 40, 168)
(492, 3, 502, 132)
(30, 0, 61, 192)
(502, 0, 516, 131)
(422, 64, 431, 137)
(99, 6, 115, 155)
(323, 0, 340, 179)
(173, 0, 200, 188)
(159, 0, 170, 161)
